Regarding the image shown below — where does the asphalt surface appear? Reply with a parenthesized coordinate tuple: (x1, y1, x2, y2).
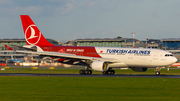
(0, 73, 180, 78)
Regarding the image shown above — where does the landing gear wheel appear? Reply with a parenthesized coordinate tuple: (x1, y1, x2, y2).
(89, 70, 92, 74)
(79, 70, 84, 75)
(155, 71, 160, 75)
(111, 70, 115, 75)
(85, 70, 92, 74)
(108, 71, 111, 74)
(102, 70, 115, 75)
(102, 71, 107, 75)
(85, 70, 89, 74)
(79, 70, 92, 75)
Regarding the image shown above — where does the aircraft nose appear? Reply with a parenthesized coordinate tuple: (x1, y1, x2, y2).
(172, 57, 177, 63)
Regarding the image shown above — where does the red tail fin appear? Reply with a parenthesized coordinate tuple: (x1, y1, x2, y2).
(4, 45, 14, 50)
(20, 15, 54, 46)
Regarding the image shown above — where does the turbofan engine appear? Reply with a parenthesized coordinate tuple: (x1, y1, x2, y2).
(90, 61, 109, 72)
(130, 67, 148, 72)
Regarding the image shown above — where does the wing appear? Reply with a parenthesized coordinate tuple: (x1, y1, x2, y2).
(16, 50, 119, 63)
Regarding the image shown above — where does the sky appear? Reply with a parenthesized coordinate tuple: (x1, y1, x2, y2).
(0, 0, 180, 42)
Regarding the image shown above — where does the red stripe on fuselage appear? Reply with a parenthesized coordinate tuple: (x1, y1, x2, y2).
(39, 46, 102, 58)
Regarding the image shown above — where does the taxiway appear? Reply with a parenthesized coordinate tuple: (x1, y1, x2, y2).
(0, 73, 180, 78)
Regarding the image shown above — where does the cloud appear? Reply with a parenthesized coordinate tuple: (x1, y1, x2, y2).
(0, 6, 43, 16)
(102, 30, 123, 37)
(0, 0, 13, 8)
(81, 0, 116, 11)
(0, 0, 10, 3)
(0, 0, 120, 17)
(58, 0, 77, 15)
(54, 0, 120, 15)
(82, 0, 99, 9)
(72, 31, 92, 39)
(0, 0, 44, 16)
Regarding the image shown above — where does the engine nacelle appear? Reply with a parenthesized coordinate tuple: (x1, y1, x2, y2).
(130, 67, 148, 72)
(90, 61, 109, 72)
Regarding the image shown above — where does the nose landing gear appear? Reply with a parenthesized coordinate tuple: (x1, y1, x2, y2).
(155, 67, 161, 75)
(155, 71, 160, 75)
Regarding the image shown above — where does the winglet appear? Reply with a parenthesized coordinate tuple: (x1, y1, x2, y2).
(4, 45, 14, 50)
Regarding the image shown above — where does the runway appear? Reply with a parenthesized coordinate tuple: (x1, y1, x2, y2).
(0, 73, 180, 78)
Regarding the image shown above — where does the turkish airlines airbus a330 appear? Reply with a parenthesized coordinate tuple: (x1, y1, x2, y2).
(9, 15, 178, 75)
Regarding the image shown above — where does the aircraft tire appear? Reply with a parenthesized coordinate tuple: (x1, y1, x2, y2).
(79, 70, 84, 74)
(102, 71, 106, 75)
(85, 70, 89, 74)
(86, 70, 91, 75)
(80, 70, 92, 75)
(107, 71, 111, 75)
(89, 70, 92, 74)
(102, 70, 115, 75)
(155, 71, 160, 75)
(111, 70, 115, 75)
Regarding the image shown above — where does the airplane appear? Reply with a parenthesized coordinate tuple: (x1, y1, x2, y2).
(11, 55, 24, 63)
(4, 45, 24, 63)
(7, 15, 178, 75)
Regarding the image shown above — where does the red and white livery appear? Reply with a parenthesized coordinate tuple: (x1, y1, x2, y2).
(15, 15, 177, 75)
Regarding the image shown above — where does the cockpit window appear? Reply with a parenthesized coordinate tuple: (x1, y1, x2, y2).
(165, 54, 173, 56)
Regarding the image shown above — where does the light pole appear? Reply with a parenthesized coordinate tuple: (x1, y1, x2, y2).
(131, 31, 136, 48)
(145, 37, 148, 48)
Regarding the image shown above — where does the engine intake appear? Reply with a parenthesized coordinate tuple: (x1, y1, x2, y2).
(90, 61, 109, 72)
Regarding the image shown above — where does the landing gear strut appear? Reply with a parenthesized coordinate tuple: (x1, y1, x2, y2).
(155, 67, 161, 75)
(102, 69, 115, 75)
(79, 70, 92, 75)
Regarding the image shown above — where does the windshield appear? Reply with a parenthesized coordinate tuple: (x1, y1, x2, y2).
(165, 54, 173, 57)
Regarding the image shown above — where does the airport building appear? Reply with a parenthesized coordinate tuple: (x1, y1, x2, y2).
(162, 38, 180, 50)
(141, 39, 162, 49)
(0, 38, 60, 61)
(75, 37, 162, 49)
(75, 37, 139, 47)
(0, 38, 60, 51)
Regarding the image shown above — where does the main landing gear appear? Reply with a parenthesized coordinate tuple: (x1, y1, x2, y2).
(79, 70, 92, 75)
(102, 69, 115, 75)
(79, 69, 115, 75)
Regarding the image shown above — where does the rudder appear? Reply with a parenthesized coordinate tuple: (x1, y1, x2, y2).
(20, 15, 53, 46)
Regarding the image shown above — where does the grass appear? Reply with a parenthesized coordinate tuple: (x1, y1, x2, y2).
(0, 67, 180, 100)
(0, 67, 180, 75)
(0, 77, 180, 101)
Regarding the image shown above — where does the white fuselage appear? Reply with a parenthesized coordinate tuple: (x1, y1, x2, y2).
(95, 47, 177, 68)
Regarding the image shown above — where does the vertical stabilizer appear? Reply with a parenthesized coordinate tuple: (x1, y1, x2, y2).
(20, 15, 54, 46)
(4, 45, 14, 50)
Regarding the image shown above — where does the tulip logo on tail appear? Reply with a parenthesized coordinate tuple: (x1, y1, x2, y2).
(25, 25, 41, 45)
